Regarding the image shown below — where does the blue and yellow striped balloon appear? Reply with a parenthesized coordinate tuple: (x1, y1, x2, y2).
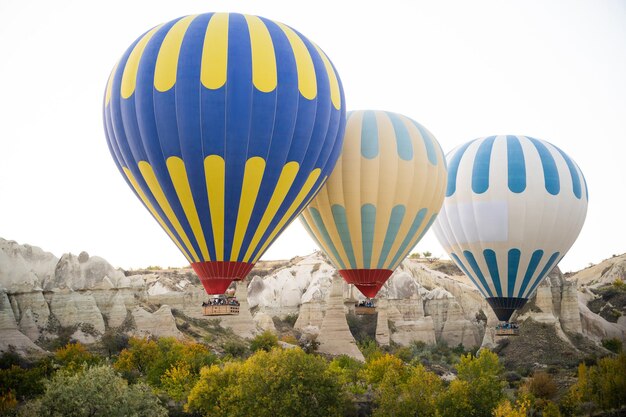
(433, 135, 588, 321)
(103, 13, 346, 294)
(300, 110, 447, 298)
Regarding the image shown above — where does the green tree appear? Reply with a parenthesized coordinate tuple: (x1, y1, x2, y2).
(114, 337, 216, 386)
(114, 337, 160, 382)
(249, 330, 278, 352)
(160, 363, 195, 403)
(54, 342, 99, 372)
(437, 349, 505, 417)
(328, 355, 366, 394)
(373, 363, 443, 417)
(187, 348, 347, 417)
(185, 362, 243, 415)
(360, 353, 404, 386)
(601, 338, 623, 354)
(21, 365, 167, 417)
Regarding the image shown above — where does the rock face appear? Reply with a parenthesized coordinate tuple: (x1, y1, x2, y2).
(1, 237, 624, 357)
(316, 277, 365, 361)
(0, 238, 57, 292)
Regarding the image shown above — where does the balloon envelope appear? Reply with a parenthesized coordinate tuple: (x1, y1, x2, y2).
(103, 13, 346, 294)
(300, 110, 447, 297)
(433, 135, 588, 321)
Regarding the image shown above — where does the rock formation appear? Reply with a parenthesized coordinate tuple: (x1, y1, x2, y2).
(316, 277, 364, 361)
(1, 237, 624, 358)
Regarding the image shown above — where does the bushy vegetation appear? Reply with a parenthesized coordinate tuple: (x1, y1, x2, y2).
(1, 335, 625, 417)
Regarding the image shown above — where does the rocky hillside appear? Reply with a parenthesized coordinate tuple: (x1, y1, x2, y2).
(0, 237, 624, 364)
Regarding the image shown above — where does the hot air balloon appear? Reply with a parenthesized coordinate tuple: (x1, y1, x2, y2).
(103, 13, 346, 296)
(433, 135, 588, 323)
(300, 110, 447, 299)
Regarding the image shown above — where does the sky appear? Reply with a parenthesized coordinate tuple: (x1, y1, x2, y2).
(0, 0, 625, 274)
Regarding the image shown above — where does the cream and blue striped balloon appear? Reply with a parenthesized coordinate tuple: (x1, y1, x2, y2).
(433, 135, 588, 321)
(300, 110, 447, 298)
(103, 13, 345, 295)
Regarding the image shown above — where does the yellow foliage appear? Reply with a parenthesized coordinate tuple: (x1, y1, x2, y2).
(0, 390, 17, 413)
(493, 398, 529, 417)
(360, 353, 405, 385)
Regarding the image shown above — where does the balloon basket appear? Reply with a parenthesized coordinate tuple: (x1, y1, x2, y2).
(495, 322, 520, 336)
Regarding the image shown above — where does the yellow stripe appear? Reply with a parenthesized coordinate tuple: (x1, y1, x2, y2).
(121, 25, 162, 99)
(201, 13, 229, 89)
(205, 155, 225, 260)
(253, 168, 322, 262)
(166, 157, 210, 261)
(122, 168, 192, 264)
(231, 157, 266, 261)
(134, 164, 201, 263)
(244, 161, 299, 261)
(276, 22, 316, 100)
(313, 44, 341, 110)
(104, 62, 119, 106)
(154, 15, 197, 92)
(244, 15, 277, 93)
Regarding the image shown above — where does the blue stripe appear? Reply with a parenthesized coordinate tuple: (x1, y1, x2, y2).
(386, 112, 413, 161)
(582, 170, 589, 201)
(361, 204, 376, 268)
(463, 250, 494, 298)
(132, 20, 205, 261)
(411, 121, 437, 165)
(388, 208, 427, 267)
(528, 137, 560, 195)
(308, 207, 346, 270)
(471, 136, 496, 194)
(377, 205, 406, 269)
(483, 249, 503, 297)
(446, 141, 473, 197)
(175, 14, 216, 260)
(518, 249, 544, 298)
(507, 249, 521, 298)
(361, 111, 379, 159)
(506, 135, 526, 193)
(555, 147, 582, 199)
(451, 253, 488, 298)
(331, 205, 357, 268)
(525, 252, 561, 298)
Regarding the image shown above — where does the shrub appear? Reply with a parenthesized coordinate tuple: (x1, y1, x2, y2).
(601, 338, 623, 353)
(250, 330, 279, 352)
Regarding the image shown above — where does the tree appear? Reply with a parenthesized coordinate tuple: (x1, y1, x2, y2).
(328, 355, 366, 394)
(22, 365, 167, 417)
(360, 353, 405, 386)
(114, 337, 216, 386)
(437, 349, 505, 417)
(114, 337, 160, 382)
(186, 362, 243, 415)
(249, 330, 279, 352)
(54, 342, 99, 372)
(160, 363, 195, 403)
(187, 348, 348, 417)
(493, 398, 530, 417)
(523, 371, 557, 400)
(373, 363, 443, 417)
(566, 352, 626, 412)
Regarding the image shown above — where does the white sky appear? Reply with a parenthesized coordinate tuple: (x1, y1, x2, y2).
(1, 0, 624, 273)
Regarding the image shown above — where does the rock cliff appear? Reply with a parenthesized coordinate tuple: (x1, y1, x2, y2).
(0, 237, 624, 360)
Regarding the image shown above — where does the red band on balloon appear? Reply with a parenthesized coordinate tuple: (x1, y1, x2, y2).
(338, 269, 393, 298)
(192, 261, 254, 295)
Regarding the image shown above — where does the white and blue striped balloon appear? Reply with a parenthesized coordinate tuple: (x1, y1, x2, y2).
(433, 135, 588, 321)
